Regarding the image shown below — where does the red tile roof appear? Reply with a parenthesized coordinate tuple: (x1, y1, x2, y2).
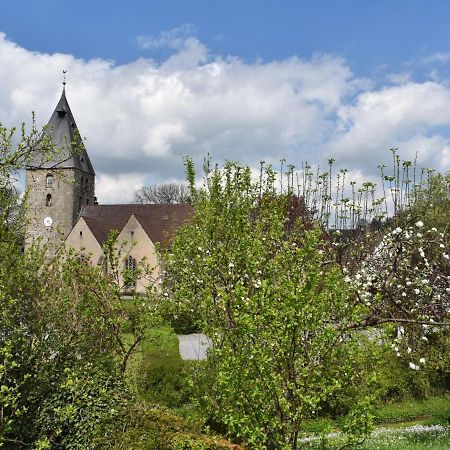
(79, 204, 193, 246)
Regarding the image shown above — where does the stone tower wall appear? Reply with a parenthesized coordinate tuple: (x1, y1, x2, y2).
(25, 168, 95, 254)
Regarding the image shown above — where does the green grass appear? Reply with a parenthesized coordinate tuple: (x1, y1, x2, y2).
(302, 426, 450, 449)
(126, 325, 194, 407)
(119, 326, 241, 449)
(360, 426, 450, 450)
(373, 395, 450, 425)
(302, 395, 450, 450)
(303, 395, 450, 435)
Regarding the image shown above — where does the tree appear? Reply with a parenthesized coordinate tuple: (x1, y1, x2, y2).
(162, 161, 374, 449)
(162, 159, 449, 449)
(134, 182, 190, 204)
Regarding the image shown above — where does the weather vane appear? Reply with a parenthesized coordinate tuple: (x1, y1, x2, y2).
(62, 69, 67, 87)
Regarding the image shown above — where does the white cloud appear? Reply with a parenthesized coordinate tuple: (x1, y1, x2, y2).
(0, 31, 449, 203)
(420, 52, 450, 65)
(387, 72, 412, 85)
(326, 82, 450, 169)
(137, 24, 197, 50)
(96, 173, 146, 204)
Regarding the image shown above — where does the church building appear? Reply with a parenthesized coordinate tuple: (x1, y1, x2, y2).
(26, 85, 192, 292)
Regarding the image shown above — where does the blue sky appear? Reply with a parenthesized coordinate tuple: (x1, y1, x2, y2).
(1, 1, 450, 202)
(4, 1, 450, 74)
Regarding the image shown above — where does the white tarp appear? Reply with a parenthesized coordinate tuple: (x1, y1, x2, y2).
(178, 333, 211, 361)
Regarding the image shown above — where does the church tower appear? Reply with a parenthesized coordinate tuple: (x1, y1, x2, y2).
(25, 84, 95, 254)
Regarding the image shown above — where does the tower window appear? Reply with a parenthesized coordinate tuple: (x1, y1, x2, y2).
(46, 174, 54, 188)
(46, 194, 52, 207)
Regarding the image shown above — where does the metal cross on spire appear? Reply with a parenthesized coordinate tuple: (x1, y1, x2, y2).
(62, 69, 67, 88)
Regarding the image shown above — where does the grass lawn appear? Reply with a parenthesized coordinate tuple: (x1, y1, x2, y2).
(360, 425, 450, 449)
(125, 324, 197, 408)
(302, 395, 450, 449)
(303, 394, 450, 433)
(302, 425, 450, 449)
(373, 395, 450, 425)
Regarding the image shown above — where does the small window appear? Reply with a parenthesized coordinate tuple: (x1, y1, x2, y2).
(46, 193, 52, 207)
(79, 230, 83, 237)
(46, 174, 54, 188)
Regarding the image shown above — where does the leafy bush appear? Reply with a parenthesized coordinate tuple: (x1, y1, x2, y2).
(106, 404, 242, 450)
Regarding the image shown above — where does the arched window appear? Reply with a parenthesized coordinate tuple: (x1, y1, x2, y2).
(124, 256, 137, 289)
(46, 193, 52, 207)
(46, 174, 53, 188)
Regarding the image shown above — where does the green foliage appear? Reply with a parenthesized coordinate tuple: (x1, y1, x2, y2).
(162, 160, 378, 449)
(105, 403, 242, 450)
(0, 240, 126, 446)
(0, 122, 155, 447)
(35, 365, 127, 449)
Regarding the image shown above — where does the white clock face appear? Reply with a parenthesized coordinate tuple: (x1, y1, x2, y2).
(44, 216, 53, 227)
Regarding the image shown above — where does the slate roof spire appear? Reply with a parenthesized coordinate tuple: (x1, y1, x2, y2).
(30, 81, 95, 175)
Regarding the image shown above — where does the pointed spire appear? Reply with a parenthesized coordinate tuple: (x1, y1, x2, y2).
(29, 82, 95, 175)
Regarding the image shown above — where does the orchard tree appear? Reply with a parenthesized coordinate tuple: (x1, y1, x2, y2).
(162, 158, 449, 449)
(163, 160, 378, 449)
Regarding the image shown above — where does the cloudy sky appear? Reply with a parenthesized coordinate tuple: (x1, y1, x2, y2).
(1, 0, 450, 203)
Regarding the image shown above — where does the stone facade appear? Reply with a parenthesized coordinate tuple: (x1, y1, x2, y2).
(25, 169, 95, 254)
(65, 214, 161, 293)
(25, 87, 95, 255)
(64, 205, 193, 293)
